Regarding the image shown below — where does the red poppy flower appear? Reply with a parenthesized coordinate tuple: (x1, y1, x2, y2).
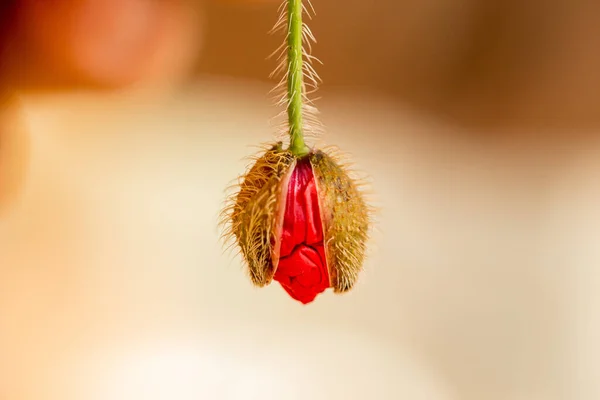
(272, 158, 329, 304)
(222, 143, 370, 305)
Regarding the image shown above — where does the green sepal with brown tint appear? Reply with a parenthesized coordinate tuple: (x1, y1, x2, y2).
(225, 143, 294, 286)
(309, 149, 370, 293)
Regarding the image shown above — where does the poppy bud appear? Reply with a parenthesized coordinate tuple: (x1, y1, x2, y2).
(221, 0, 372, 304)
(223, 143, 370, 304)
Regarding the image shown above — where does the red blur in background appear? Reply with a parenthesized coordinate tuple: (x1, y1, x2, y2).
(0, 0, 202, 89)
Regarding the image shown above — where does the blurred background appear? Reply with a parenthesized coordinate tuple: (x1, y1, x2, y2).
(1, 0, 600, 399)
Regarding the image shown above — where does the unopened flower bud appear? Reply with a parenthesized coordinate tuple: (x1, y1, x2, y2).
(223, 143, 370, 304)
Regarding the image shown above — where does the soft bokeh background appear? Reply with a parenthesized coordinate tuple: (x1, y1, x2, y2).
(1, 1, 600, 399)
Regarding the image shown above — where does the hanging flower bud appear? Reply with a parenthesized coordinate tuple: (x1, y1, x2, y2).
(220, 0, 372, 304)
(222, 143, 370, 304)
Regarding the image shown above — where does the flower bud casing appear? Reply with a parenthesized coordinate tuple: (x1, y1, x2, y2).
(223, 144, 370, 304)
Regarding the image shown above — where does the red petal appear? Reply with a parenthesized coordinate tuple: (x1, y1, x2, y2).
(274, 158, 329, 304)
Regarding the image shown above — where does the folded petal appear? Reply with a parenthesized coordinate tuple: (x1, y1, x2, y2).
(274, 157, 329, 304)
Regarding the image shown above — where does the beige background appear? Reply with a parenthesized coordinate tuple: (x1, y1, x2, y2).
(2, 0, 600, 399)
(0, 77, 597, 400)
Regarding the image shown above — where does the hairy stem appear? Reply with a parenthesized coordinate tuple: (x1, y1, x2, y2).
(287, 0, 308, 156)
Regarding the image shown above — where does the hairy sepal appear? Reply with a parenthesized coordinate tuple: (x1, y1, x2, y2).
(309, 149, 371, 293)
(224, 143, 294, 287)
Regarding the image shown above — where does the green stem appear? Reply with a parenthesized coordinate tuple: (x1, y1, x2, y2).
(287, 0, 309, 157)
